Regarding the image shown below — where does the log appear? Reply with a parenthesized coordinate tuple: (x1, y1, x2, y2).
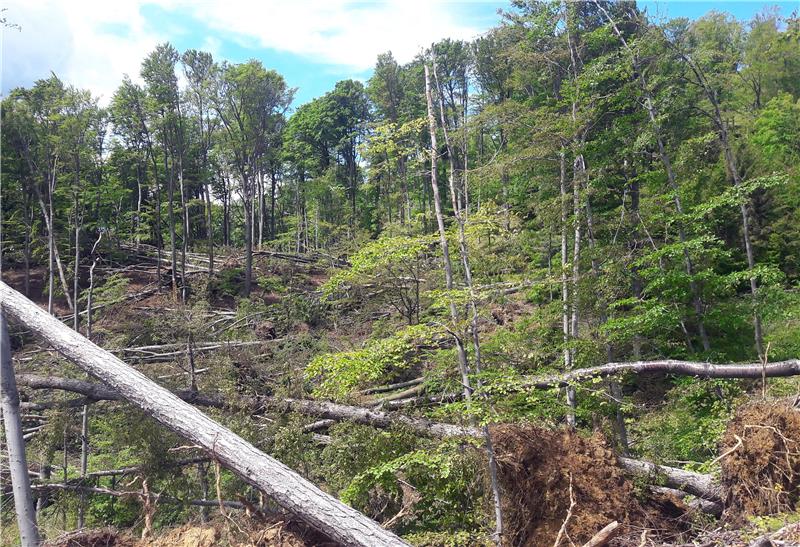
(30, 483, 246, 510)
(16, 375, 227, 409)
(360, 377, 424, 395)
(581, 521, 620, 547)
(273, 397, 481, 439)
(618, 457, 722, 502)
(650, 486, 723, 516)
(526, 359, 800, 388)
(0, 281, 408, 547)
(17, 374, 480, 439)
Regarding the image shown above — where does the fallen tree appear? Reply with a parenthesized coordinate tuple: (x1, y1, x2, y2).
(618, 457, 722, 502)
(17, 372, 722, 510)
(0, 281, 408, 547)
(16, 374, 481, 439)
(526, 359, 800, 388)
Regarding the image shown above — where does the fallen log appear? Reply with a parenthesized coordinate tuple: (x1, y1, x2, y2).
(267, 397, 481, 439)
(650, 486, 723, 516)
(14, 370, 722, 509)
(526, 359, 800, 388)
(360, 377, 424, 395)
(618, 456, 722, 502)
(16, 375, 226, 409)
(0, 281, 408, 547)
(581, 521, 620, 547)
(17, 374, 480, 439)
(29, 483, 246, 510)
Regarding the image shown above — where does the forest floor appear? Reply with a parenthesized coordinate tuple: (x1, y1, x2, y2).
(5, 252, 800, 546)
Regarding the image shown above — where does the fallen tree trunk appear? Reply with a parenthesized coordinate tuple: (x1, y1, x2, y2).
(29, 483, 246, 510)
(618, 456, 722, 502)
(526, 359, 800, 388)
(0, 281, 408, 547)
(16, 375, 226, 409)
(17, 374, 480, 439)
(14, 369, 722, 509)
(650, 486, 723, 516)
(264, 397, 481, 439)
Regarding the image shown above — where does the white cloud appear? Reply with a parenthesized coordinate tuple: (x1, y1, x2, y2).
(186, 0, 481, 71)
(2, 0, 163, 103)
(1, 0, 484, 104)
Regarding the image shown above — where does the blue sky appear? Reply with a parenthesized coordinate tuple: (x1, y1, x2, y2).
(2, 1, 797, 109)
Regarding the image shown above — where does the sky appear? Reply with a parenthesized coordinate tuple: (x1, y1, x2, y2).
(2, 0, 797, 109)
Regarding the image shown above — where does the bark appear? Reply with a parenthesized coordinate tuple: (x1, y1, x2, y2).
(266, 397, 481, 439)
(165, 139, 178, 300)
(243, 170, 253, 296)
(1, 310, 41, 546)
(559, 149, 573, 421)
(525, 358, 800, 388)
(179, 152, 189, 304)
(0, 281, 407, 547)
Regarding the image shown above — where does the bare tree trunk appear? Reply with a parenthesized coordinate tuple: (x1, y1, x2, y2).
(165, 141, 178, 300)
(432, 59, 504, 544)
(205, 179, 214, 277)
(270, 167, 277, 241)
(73, 201, 81, 331)
(559, 149, 574, 425)
(243, 171, 253, 296)
(424, 63, 471, 401)
(77, 403, 89, 528)
(0, 281, 408, 547)
(1, 310, 41, 546)
(136, 162, 143, 251)
(179, 154, 189, 304)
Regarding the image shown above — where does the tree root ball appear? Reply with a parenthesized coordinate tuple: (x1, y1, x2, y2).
(721, 400, 800, 520)
(491, 425, 689, 546)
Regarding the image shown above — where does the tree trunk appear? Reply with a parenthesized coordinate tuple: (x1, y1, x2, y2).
(0, 281, 408, 547)
(1, 310, 41, 546)
(243, 170, 253, 296)
(179, 153, 189, 304)
(525, 358, 800, 388)
(424, 63, 472, 401)
(433, 58, 504, 543)
(270, 167, 277, 240)
(77, 403, 90, 528)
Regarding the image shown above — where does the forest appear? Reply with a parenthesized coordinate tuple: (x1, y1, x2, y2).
(1, 1, 800, 545)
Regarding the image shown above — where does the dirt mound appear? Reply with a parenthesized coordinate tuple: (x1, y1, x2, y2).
(44, 528, 133, 547)
(492, 425, 688, 546)
(721, 401, 800, 519)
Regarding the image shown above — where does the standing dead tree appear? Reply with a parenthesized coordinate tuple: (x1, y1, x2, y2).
(0, 281, 408, 547)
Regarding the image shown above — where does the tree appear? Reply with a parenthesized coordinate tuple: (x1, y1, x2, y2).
(212, 60, 292, 295)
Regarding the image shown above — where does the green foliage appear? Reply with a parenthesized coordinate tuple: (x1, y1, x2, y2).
(86, 273, 130, 308)
(341, 443, 483, 534)
(305, 323, 441, 398)
(634, 378, 742, 467)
